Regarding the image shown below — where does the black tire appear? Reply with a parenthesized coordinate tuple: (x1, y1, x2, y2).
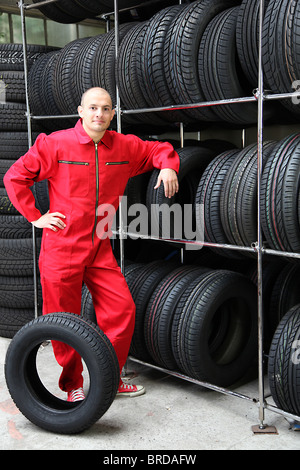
(268, 264, 300, 335)
(0, 187, 21, 215)
(0, 71, 26, 103)
(0, 306, 38, 339)
(32, 180, 50, 215)
(81, 283, 96, 323)
(52, 38, 88, 116)
(0, 43, 59, 71)
(0, 160, 13, 186)
(53, 0, 93, 19)
(236, 0, 270, 87)
(0, 132, 38, 159)
(144, 265, 209, 369)
(195, 148, 241, 258)
(0, 102, 27, 131)
(220, 141, 276, 249)
(127, 261, 178, 361)
(0, 237, 41, 276)
(76, 0, 110, 14)
(262, 0, 300, 116)
(171, 269, 258, 387)
(146, 146, 219, 240)
(136, 5, 187, 123)
(198, 6, 259, 125)
(4, 313, 119, 434)
(71, 35, 107, 108)
(0, 275, 42, 309)
(260, 134, 300, 252)
(28, 51, 71, 130)
(31, 0, 81, 23)
(0, 215, 39, 239)
(101, 0, 151, 9)
(124, 172, 152, 220)
(163, 0, 240, 122)
(39, 51, 62, 117)
(268, 305, 300, 416)
(91, 23, 136, 107)
(117, 22, 166, 126)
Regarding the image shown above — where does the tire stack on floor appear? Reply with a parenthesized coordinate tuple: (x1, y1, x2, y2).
(81, 260, 258, 388)
(0, 45, 48, 337)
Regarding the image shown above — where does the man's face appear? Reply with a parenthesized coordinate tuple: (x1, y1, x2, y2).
(78, 89, 115, 140)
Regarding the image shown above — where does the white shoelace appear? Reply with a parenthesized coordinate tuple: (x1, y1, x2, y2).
(69, 388, 85, 401)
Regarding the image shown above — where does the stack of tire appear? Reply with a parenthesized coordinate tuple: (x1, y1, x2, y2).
(0, 44, 59, 131)
(139, 133, 300, 260)
(192, 132, 300, 258)
(0, 45, 51, 337)
(195, 141, 276, 257)
(82, 260, 258, 388)
(27, 22, 137, 128)
(145, 142, 236, 241)
(26, 0, 300, 127)
(23, 0, 274, 128)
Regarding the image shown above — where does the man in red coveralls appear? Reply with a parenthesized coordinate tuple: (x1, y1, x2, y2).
(4, 87, 180, 402)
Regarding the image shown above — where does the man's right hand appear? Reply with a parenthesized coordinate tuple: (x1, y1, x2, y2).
(32, 211, 66, 232)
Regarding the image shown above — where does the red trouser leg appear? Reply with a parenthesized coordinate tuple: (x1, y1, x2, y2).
(40, 240, 135, 392)
(41, 274, 84, 392)
(83, 242, 136, 378)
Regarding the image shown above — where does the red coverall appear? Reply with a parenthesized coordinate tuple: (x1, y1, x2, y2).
(4, 119, 180, 391)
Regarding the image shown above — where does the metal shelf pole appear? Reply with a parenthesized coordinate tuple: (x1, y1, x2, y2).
(113, 0, 126, 275)
(129, 356, 258, 404)
(19, 0, 40, 320)
(256, 0, 266, 430)
(24, 0, 59, 10)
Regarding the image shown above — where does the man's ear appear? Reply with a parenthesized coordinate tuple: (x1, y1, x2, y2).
(78, 105, 83, 117)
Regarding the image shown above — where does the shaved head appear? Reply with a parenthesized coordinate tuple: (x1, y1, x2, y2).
(80, 87, 113, 108)
(78, 87, 115, 141)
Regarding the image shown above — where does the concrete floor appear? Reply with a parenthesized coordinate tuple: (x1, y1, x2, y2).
(0, 335, 299, 451)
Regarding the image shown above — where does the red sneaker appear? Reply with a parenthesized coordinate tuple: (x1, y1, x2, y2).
(117, 382, 145, 397)
(67, 387, 85, 402)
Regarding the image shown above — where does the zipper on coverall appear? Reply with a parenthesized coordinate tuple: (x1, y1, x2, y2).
(92, 141, 99, 243)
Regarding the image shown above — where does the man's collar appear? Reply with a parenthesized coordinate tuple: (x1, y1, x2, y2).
(99, 130, 112, 149)
(75, 119, 112, 149)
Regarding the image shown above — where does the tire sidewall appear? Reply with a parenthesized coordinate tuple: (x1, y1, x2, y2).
(5, 313, 118, 434)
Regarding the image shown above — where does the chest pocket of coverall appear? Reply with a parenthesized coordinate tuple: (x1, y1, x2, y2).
(58, 160, 90, 197)
(104, 161, 130, 196)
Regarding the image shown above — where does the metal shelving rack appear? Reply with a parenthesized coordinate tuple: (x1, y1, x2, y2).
(18, 0, 300, 432)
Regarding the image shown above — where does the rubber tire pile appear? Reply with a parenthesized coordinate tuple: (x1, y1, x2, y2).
(0, 130, 43, 337)
(0, 43, 61, 337)
(81, 261, 258, 388)
(22, 0, 300, 128)
(0, 0, 300, 415)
